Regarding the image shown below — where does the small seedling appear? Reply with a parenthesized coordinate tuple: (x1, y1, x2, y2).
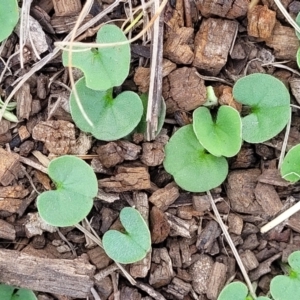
(63, 24, 130, 91)
(270, 251, 300, 300)
(233, 73, 290, 143)
(203, 86, 218, 107)
(0, 284, 37, 300)
(37, 155, 98, 227)
(163, 124, 228, 192)
(70, 77, 143, 141)
(0, 0, 19, 42)
(102, 207, 151, 264)
(217, 282, 270, 300)
(295, 13, 300, 68)
(193, 105, 242, 157)
(135, 93, 166, 138)
(280, 144, 300, 182)
(0, 97, 18, 122)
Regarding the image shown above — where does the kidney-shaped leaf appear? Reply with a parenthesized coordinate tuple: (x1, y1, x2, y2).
(281, 144, 300, 183)
(193, 106, 242, 157)
(37, 156, 98, 227)
(270, 251, 300, 300)
(0, 0, 19, 42)
(233, 73, 290, 143)
(63, 24, 130, 90)
(0, 284, 37, 300)
(102, 207, 151, 264)
(163, 125, 228, 192)
(70, 77, 143, 141)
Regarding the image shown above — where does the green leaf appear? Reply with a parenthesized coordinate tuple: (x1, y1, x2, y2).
(163, 125, 228, 192)
(270, 251, 300, 300)
(297, 48, 300, 69)
(193, 105, 242, 157)
(135, 93, 166, 138)
(0, 0, 19, 42)
(37, 156, 98, 227)
(0, 284, 37, 300)
(280, 144, 300, 182)
(102, 207, 151, 264)
(63, 24, 130, 91)
(233, 73, 291, 143)
(295, 12, 300, 40)
(70, 77, 143, 141)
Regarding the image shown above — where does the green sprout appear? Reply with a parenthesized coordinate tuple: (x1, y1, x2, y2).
(0, 284, 37, 300)
(280, 144, 300, 182)
(0, 97, 18, 122)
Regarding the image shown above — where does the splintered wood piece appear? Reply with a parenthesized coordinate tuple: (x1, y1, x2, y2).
(265, 22, 299, 60)
(166, 213, 191, 238)
(16, 83, 32, 120)
(196, 220, 221, 253)
(226, 169, 263, 214)
(149, 182, 179, 211)
(18, 125, 30, 142)
(189, 254, 213, 294)
(98, 165, 151, 192)
(32, 120, 76, 155)
(130, 192, 151, 279)
(164, 27, 194, 64)
(240, 250, 259, 271)
(193, 18, 238, 76)
(150, 206, 170, 244)
(176, 205, 203, 220)
(162, 67, 206, 114)
(247, 5, 276, 39)
(0, 148, 20, 186)
(53, 0, 82, 16)
(196, 0, 248, 19)
(140, 142, 165, 167)
(149, 248, 174, 288)
(254, 182, 283, 217)
(0, 249, 95, 298)
(165, 277, 192, 299)
(206, 262, 227, 300)
(228, 213, 243, 235)
(0, 219, 16, 240)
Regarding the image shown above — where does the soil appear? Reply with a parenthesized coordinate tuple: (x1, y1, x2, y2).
(1, 0, 300, 299)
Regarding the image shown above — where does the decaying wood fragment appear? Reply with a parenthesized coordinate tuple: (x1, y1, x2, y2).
(247, 5, 276, 39)
(254, 182, 283, 216)
(167, 238, 182, 268)
(196, 220, 221, 253)
(0, 198, 23, 217)
(265, 22, 299, 60)
(192, 195, 211, 212)
(196, 0, 248, 19)
(32, 120, 76, 154)
(166, 212, 191, 238)
(87, 247, 111, 270)
(193, 18, 238, 76)
(98, 165, 151, 192)
(165, 277, 192, 299)
(0, 219, 16, 240)
(16, 83, 32, 120)
(149, 248, 174, 288)
(141, 142, 165, 166)
(240, 250, 259, 271)
(0, 148, 20, 186)
(228, 213, 243, 235)
(149, 182, 179, 211)
(162, 67, 206, 114)
(53, 0, 82, 16)
(0, 249, 95, 298)
(0, 185, 29, 198)
(150, 206, 170, 244)
(189, 254, 213, 295)
(206, 262, 227, 300)
(177, 205, 203, 220)
(164, 27, 194, 64)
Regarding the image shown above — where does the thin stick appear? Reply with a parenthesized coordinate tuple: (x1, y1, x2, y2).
(260, 200, 300, 233)
(278, 111, 291, 169)
(207, 191, 256, 299)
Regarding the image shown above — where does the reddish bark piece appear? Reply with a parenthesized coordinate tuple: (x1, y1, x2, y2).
(0, 185, 29, 198)
(98, 165, 151, 192)
(134, 67, 150, 93)
(141, 142, 165, 167)
(150, 206, 170, 244)
(193, 18, 238, 76)
(16, 83, 32, 120)
(87, 247, 111, 270)
(164, 27, 194, 64)
(149, 248, 174, 288)
(216, 85, 242, 112)
(196, 0, 248, 19)
(32, 120, 76, 154)
(149, 182, 179, 211)
(0, 249, 95, 298)
(177, 205, 204, 220)
(0, 148, 20, 186)
(226, 169, 264, 214)
(207, 262, 227, 300)
(265, 22, 299, 60)
(163, 67, 206, 114)
(247, 5, 276, 39)
(254, 182, 283, 217)
(18, 125, 30, 141)
(189, 254, 214, 294)
(53, 0, 81, 16)
(0, 198, 23, 216)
